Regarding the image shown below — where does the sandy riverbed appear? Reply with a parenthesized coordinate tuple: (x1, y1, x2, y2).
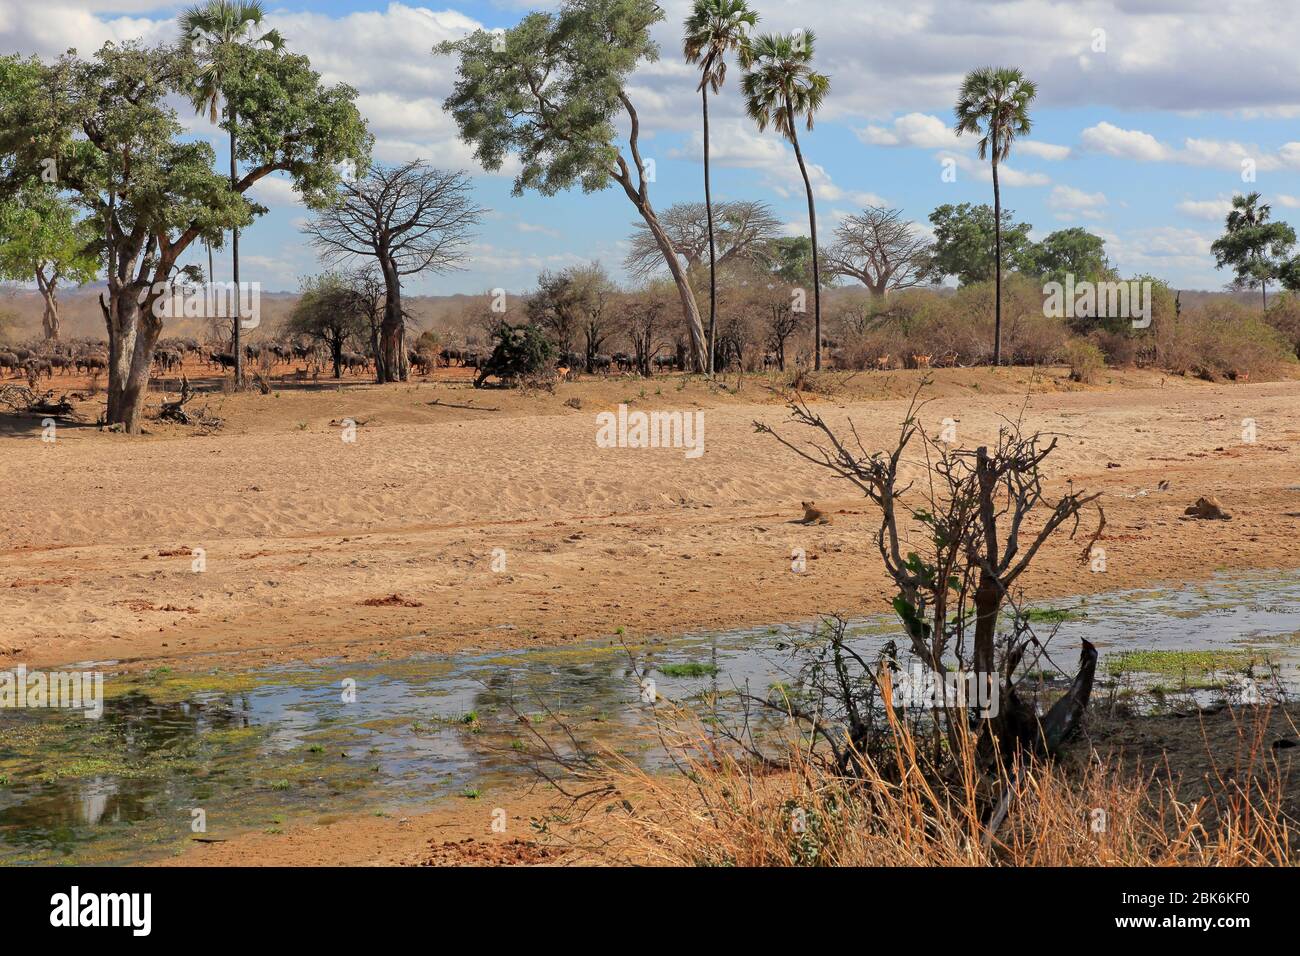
(2, 366, 1298, 672)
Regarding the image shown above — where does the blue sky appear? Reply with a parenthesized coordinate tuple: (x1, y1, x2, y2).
(4, 0, 1300, 294)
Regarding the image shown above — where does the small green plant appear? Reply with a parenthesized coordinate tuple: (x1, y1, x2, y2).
(461, 788, 480, 799)
(1064, 338, 1105, 384)
(657, 661, 719, 678)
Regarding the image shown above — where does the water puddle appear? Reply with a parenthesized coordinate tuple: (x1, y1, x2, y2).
(1, 570, 1297, 865)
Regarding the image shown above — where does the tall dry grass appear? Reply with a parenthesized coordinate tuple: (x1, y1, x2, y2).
(590, 703, 1293, 866)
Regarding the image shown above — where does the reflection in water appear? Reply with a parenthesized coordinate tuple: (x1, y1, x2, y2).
(0, 570, 1296, 865)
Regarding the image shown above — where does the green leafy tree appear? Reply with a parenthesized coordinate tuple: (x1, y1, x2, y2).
(954, 67, 1037, 365)
(0, 183, 98, 340)
(741, 30, 830, 368)
(927, 203, 1034, 286)
(286, 272, 371, 378)
(179, 0, 286, 386)
(1210, 192, 1296, 308)
(1025, 227, 1114, 285)
(475, 321, 555, 387)
(684, 0, 759, 374)
(437, 0, 709, 372)
(767, 236, 833, 289)
(0, 43, 367, 432)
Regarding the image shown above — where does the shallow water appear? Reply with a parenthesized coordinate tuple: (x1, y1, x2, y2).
(0, 570, 1296, 865)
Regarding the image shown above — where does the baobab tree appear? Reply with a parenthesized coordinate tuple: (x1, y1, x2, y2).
(954, 67, 1036, 366)
(624, 200, 781, 281)
(825, 206, 934, 299)
(304, 161, 483, 383)
(684, 0, 759, 374)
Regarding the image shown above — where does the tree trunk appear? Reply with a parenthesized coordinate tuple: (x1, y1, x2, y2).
(377, 258, 408, 383)
(616, 177, 708, 373)
(992, 156, 1002, 366)
(36, 266, 59, 340)
(105, 286, 162, 435)
(230, 112, 244, 388)
(702, 85, 717, 377)
(788, 115, 822, 371)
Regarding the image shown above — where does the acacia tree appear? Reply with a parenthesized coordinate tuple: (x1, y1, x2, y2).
(684, 0, 759, 375)
(0, 183, 98, 340)
(825, 206, 933, 299)
(286, 271, 370, 378)
(954, 67, 1036, 366)
(741, 31, 830, 369)
(304, 161, 482, 382)
(0, 43, 368, 432)
(1210, 192, 1296, 308)
(624, 200, 781, 281)
(437, 0, 710, 373)
(180, 0, 285, 386)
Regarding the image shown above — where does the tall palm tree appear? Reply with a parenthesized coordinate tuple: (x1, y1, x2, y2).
(180, 0, 284, 386)
(1213, 191, 1294, 308)
(684, 0, 758, 376)
(954, 66, 1035, 367)
(741, 31, 830, 369)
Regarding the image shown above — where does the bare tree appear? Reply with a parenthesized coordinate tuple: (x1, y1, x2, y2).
(757, 387, 1103, 765)
(304, 161, 484, 383)
(761, 294, 804, 371)
(624, 200, 783, 282)
(825, 206, 934, 299)
(527, 271, 582, 358)
(529, 263, 616, 370)
(623, 285, 672, 376)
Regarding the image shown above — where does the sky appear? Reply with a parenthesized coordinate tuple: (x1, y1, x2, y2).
(3, 0, 1300, 295)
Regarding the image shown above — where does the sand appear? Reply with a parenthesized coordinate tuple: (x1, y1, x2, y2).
(1, 365, 1298, 672)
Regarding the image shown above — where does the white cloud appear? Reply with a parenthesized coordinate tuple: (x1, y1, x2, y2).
(1079, 123, 1300, 173)
(1047, 185, 1107, 219)
(857, 113, 959, 150)
(1017, 140, 1071, 161)
(938, 152, 1050, 188)
(249, 175, 303, 209)
(1176, 197, 1235, 221)
(1078, 122, 1171, 162)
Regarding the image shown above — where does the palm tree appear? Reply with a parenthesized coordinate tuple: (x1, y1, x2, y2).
(180, 0, 284, 386)
(954, 67, 1035, 367)
(1212, 191, 1296, 308)
(684, 0, 758, 376)
(741, 31, 830, 369)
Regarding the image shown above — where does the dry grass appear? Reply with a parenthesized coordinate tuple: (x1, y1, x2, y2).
(586, 703, 1294, 867)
